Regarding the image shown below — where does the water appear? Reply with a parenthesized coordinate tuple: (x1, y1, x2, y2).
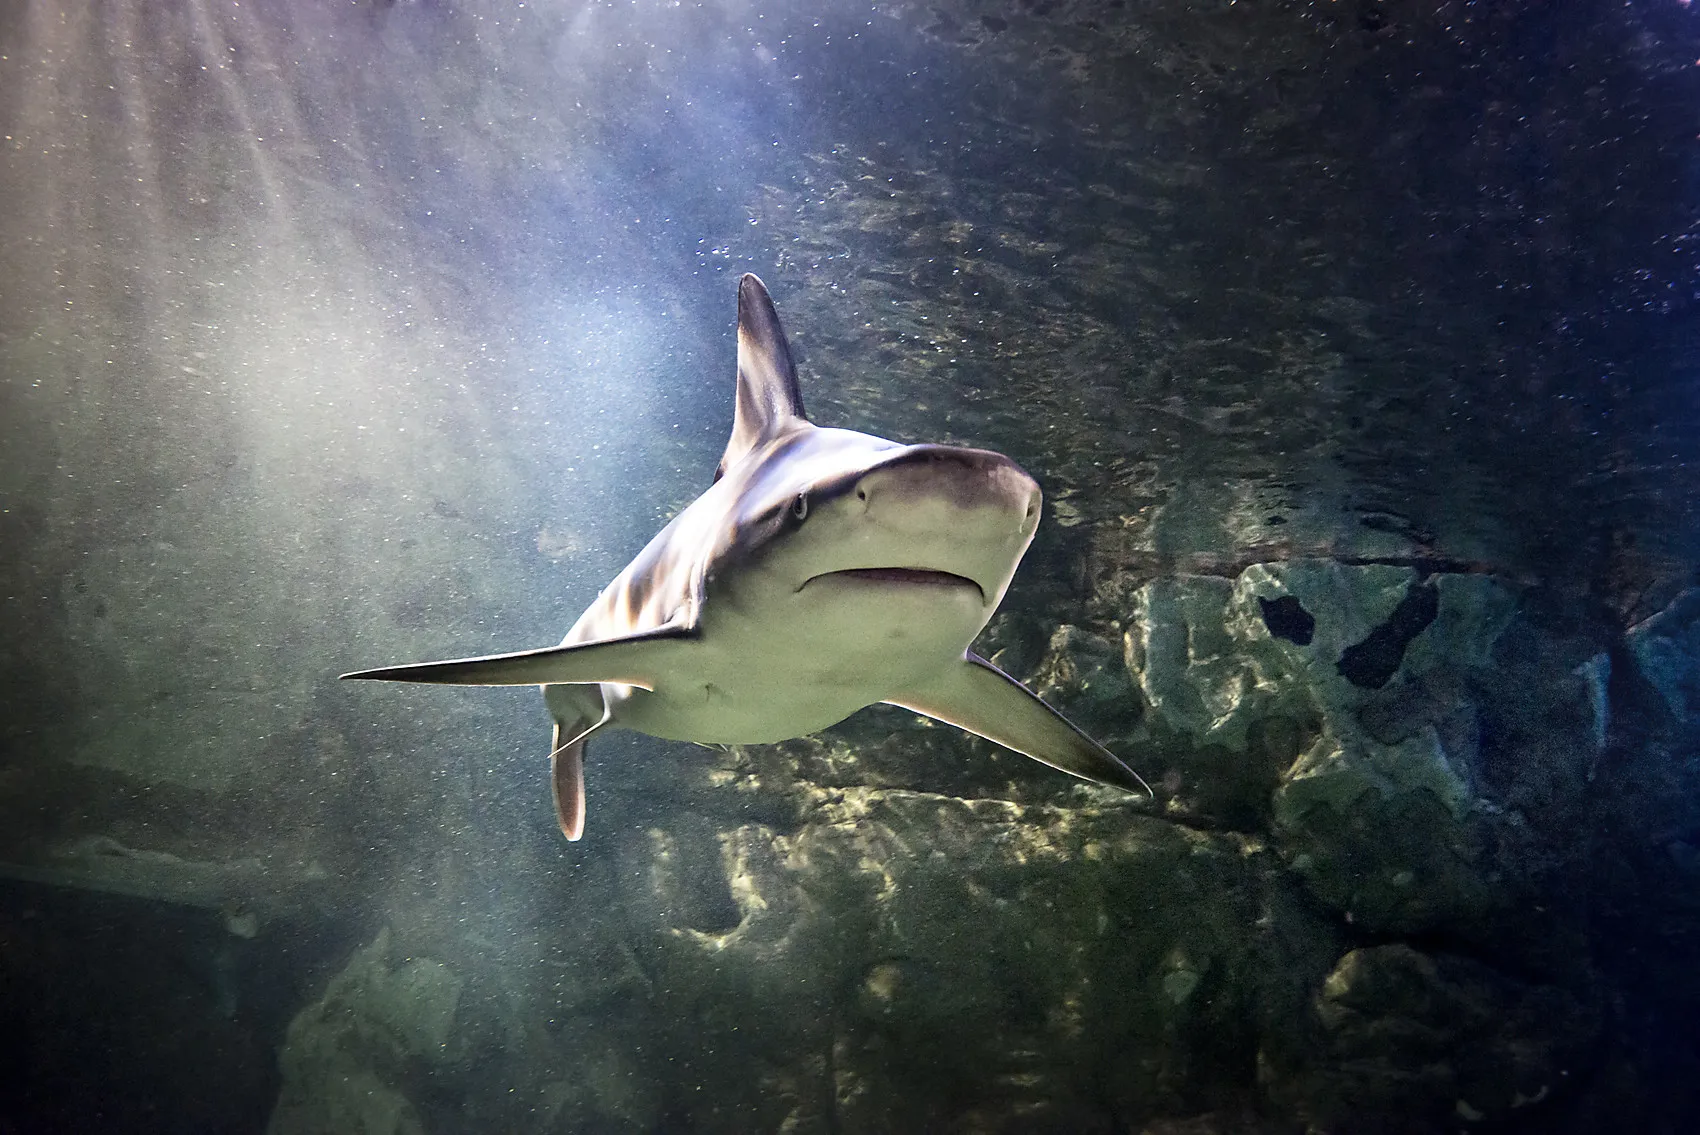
(1, 1, 1698, 1131)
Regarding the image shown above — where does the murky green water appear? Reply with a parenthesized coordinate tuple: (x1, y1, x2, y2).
(3, 3, 1698, 1132)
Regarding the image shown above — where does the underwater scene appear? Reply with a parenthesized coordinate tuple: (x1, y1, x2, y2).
(3, 1, 1700, 1132)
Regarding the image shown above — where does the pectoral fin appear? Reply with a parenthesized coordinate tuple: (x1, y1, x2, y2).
(339, 620, 697, 688)
(550, 701, 612, 842)
(886, 653, 1150, 795)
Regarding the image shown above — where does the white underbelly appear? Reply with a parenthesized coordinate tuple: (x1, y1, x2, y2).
(614, 579, 986, 745)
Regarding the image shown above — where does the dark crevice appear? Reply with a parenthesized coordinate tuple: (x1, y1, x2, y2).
(1259, 595, 1317, 645)
(0, 879, 357, 1135)
(1337, 581, 1441, 689)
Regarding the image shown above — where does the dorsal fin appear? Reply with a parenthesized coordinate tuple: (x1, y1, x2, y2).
(716, 274, 806, 481)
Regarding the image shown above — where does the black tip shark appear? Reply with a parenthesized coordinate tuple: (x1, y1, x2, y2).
(343, 274, 1149, 841)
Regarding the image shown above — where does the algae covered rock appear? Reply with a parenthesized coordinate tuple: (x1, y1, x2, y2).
(267, 928, 463, 1135)
(1627, 587, 1700, 724)
(262, 786, 1342, 1133)
(1026, 623, 1144, 739)
(611, 789, 1340, 1133)
(1282, 944, 1599, 1132)
(1118, 562, 1528, 935)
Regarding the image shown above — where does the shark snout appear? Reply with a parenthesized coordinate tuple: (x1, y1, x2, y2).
(855, 446, 1041, 536)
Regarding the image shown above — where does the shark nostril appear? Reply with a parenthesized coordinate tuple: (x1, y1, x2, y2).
(856, 486, 868, 502)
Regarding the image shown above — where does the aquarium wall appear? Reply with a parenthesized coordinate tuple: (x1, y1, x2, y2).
(2, 1, 1699, 1132)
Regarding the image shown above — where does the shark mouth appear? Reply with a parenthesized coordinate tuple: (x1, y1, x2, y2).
(803, 567, 985, 601)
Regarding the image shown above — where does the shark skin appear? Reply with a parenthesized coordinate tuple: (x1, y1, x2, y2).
(342, 274, 1149, 840)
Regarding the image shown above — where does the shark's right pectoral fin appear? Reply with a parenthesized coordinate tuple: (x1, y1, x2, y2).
(886, 653, 1151, 796)
(339, 620, 697, 688)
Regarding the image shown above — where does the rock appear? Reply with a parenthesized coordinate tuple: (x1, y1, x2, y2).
(1573, 652, 1611, 775)
(616, 789, 1341, 1132)
(1027, 623, 1144, 739)
(1627, 587, 1700, 724)
(267, 927, 463, 1135)
(1118, 562, 1530, 935)
(1281, 944, 1599, 1132)
(1127, 573, 1272, 754)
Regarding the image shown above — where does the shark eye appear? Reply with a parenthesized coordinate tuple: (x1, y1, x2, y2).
(790, 492, 810, 521)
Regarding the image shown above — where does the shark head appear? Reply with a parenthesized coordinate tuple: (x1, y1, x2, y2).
(711, 431, 1042, 625)
(699, 275, 1042, 633)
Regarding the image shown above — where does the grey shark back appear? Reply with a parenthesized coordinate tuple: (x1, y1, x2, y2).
(341, 274, 1149, 841)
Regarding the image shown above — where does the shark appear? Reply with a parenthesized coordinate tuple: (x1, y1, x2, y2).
(342, 274, 1149, 840)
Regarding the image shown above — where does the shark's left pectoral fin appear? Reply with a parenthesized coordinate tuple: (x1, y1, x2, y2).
(550, 697, 612, 842)
(340, 620, 697, 688)
(887, 653, 1151, 796)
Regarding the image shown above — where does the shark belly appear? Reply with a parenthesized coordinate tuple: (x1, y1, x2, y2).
(613, 577, 989, 745)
